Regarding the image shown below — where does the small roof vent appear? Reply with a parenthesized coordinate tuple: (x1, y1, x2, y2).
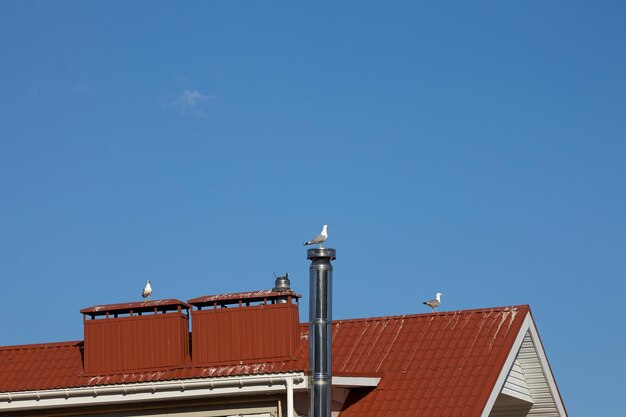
(273, 273, 291, 299)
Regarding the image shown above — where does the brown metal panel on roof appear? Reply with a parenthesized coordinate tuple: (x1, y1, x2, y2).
(191, 301, 300, 365)
(82, 299, 190, 375)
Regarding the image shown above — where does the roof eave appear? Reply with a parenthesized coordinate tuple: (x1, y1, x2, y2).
(0, 373, 307, 412)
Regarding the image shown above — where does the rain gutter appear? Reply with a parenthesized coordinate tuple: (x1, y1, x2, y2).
(0, 372, 307, 412)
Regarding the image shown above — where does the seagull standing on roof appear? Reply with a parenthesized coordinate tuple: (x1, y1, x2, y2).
(423, 292, 443, 312)
(142, 280, 152, 300)
(304, 224, 328, 248)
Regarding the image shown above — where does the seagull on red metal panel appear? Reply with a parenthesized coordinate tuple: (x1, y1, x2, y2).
(142, 280, 152, 300)
(423, 292, 443, 312)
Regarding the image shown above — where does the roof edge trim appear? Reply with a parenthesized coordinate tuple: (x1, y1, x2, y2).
(80, 299, 190, 315)
(526, 315, 569, 417)
(0, 372, 307, 412)
(331, 376, 381, 388)
(480, 312, 532, 417)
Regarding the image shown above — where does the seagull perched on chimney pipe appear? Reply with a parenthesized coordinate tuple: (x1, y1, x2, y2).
(142, 280, 152, 300)
(304, 224, 328, 248)
(423, 292, 443, 312)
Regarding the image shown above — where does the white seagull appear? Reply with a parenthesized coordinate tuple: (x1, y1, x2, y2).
(303, 224, 328, 248)
(423, 292, 443, 312)
(142, 280, 153, 300)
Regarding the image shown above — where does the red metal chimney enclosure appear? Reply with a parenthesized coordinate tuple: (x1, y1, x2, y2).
(81, 299, 191, 375)
(188, 290, 301, 365)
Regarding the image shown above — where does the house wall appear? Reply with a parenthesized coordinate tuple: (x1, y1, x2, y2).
(292, 387, 349, 417)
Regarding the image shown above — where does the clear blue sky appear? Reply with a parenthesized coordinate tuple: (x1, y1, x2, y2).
(1, 2, 624, 416)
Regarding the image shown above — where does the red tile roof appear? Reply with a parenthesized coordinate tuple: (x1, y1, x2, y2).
(333, 306, 528, 417)
(0, 305, 529, 417)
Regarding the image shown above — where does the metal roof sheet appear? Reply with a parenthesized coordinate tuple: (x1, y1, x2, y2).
(188, 290, 302, 305)
(0, 305, 529, 417)
(80, 299, 190, 315)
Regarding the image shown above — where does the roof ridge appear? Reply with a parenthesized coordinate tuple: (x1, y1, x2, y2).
(0, 340, 83, 352)
(330, 304, 530, 325)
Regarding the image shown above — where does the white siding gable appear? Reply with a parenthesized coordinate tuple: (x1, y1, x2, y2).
(482, 314, 568, 417)
(516, 332, 561, 417)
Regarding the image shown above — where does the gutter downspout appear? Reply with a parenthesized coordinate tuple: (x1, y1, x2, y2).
(286, 376, 294, 417)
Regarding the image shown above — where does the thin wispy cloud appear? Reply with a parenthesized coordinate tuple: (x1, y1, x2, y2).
(168, 89, 217, 118)
(74, 84, 91, 94)
(25, 87, 39, 96)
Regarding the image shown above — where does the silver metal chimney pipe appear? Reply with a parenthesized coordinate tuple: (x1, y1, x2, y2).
(307, 247, 336, 417)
